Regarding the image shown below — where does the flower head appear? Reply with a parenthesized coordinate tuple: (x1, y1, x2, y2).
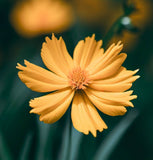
(10, 0, 74, 37)
(16, 34, 139, 137)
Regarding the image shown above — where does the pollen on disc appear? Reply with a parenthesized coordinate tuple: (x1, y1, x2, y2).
(68, 67, 90, 90)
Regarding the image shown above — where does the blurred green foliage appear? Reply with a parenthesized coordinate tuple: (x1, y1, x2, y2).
(0, 0, 153, 160)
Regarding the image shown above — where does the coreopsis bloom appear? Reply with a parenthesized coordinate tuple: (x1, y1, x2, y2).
(10, 0, 74, 37)
(16, 34, 139, 137)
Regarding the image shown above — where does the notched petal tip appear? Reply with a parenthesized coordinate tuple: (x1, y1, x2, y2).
(92, 33, 95, 38)
(134, 76, 140, 82)
(89, 125, 108, 137)
(98, 39, 103, 47)
(135, 75, 140, 79)
(24, 59, 29, 65)
(78, 126, 108, 138)
(128, 101, 135, 107)
(120, 107, 127, 115)
(120, 52, 127, 58)
(39, 117, 44, 122)
(44, 33, 57, 44)
(45, 36, 50, 42)
(42, 41, 47, 48)
(51, 32, 57, 40)
(105, 125, 108, 129)
(16, 63, 21, 69)
(130, 95, 137, 100)
(59, 36, 63, 42)
(16, 59, 30, 70)
(29, 99, 34, 105)
(135, 69, 140, 73)
(85, 33, 95, 41)
(29, 109, 34, 114)
(133, 69, 140, 76)
(92, 124, 108, 138)
(16, 64, 25, 71)
(127, 90, 134, 95)
(117, 41, 122, 46)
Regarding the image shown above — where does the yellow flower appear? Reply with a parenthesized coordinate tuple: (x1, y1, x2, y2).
(16, 34, 139, 137)
(10, 0, 74, 37)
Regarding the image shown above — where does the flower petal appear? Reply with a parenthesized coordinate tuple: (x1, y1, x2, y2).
(90, 83, 132, 92)
(41, 33, 73, 77)
(89, 67, 140, 92)
(89, 47, 104, 66)
(89, 53, 127, 80)
(71, 92, 107, 137)
(85, 88, 136, 110)
(73, 34, 103, 69)
(30, 88, 74, 124)
(87, 41, 123, 74)
(86, 90, 127, 116)
(16, 60, 69, 92)
(93, 67, 139, 83)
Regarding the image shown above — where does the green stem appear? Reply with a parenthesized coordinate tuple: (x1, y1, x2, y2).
(103, 16, 123, 48)
(66, 110, 72, 160)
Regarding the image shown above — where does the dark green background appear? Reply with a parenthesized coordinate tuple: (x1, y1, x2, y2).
(0, 0, 153, 160)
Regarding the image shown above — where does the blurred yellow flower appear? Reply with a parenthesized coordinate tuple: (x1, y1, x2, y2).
(10, 0, 74, 37)
(16, 34, 139, 137)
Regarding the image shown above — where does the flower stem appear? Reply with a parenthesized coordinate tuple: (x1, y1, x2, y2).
(103, 16, 123, 48)
(66, 110, 72, 160)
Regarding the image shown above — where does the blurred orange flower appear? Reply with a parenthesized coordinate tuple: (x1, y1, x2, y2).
(10, 0, 74, 37)
(128, 0, 152, 28)
(17, 34, 139, 137)
(109, 0, 153, 51)
(74, 0, 152, 51)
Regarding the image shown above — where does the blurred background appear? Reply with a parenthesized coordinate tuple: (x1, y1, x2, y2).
(0, 0, 153, 160)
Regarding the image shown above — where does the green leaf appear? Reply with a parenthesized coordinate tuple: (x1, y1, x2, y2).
(57, 116, 71, 160)
(18, 132, 33, 160)
(0, 129, 12, 160)
(58, 114, 83, 160)
(94, 110, 139, 160)
(69, 127, 83, 160)
(35, 117, 55, 160)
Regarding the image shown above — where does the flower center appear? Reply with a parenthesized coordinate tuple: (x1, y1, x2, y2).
(68, 67, 89, 90)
